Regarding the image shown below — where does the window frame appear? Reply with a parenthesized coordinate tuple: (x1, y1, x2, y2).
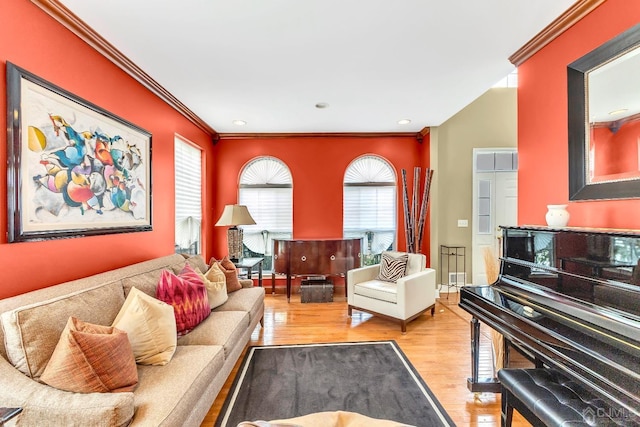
(174, 135, 203, 255)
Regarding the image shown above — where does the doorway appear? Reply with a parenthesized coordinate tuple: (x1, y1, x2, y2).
(472, 148, 518, 285)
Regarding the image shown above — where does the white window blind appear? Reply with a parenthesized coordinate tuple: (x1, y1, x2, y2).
(174, 138, 202, 254)
(343, 156, 396, 262)
(239, 157, 292, 270)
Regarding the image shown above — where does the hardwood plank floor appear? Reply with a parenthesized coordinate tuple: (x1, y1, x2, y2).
(201, 291, 532, 426)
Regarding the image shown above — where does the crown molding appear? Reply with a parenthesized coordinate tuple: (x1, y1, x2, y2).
(29, 0, 218, 137)
(416, 127, 430, 143)
(509, 0, 606, 66)
(217, 132, 421, 141)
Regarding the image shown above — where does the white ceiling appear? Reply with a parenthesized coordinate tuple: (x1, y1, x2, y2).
(58, 0, 575, 134)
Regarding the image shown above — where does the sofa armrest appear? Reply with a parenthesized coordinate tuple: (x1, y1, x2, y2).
(0, 357, 134, 427)
(347, 265, 379, 303)
(396, 268, 436, 317)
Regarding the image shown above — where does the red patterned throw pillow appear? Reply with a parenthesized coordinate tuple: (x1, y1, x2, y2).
(156, 264, 210, 336)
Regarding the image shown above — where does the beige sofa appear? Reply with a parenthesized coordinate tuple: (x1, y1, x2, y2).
(0, 253, 265, 427)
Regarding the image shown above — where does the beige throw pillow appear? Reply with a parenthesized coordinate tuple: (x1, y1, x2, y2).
(201, 264, 228, 309)
(112, 287, 177, 365)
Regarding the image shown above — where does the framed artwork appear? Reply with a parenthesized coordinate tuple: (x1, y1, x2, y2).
(6, 62, 152, 242)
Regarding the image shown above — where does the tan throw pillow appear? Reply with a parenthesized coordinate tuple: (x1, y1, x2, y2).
(40, 317, 138, 393)
(112, 287, 177, 365)
(201, 264, 229, 309)
(376, 252, 409, 282)
(217, 256, 242, 293)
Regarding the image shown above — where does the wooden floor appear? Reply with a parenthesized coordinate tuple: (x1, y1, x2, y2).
(201, 291, 532, 426)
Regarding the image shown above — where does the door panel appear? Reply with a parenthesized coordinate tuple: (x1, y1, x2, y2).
(472, 149, 518, 286)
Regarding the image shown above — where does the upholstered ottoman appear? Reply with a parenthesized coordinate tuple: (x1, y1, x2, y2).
(238, 410, 413, 427)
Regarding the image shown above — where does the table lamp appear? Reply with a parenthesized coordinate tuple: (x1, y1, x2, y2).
(215, 204, 256, 262)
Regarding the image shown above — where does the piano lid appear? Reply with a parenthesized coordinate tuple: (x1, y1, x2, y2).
(500, 225, 640, 321)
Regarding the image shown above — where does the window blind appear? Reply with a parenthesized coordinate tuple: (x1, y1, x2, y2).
(174, 138, 202, 254)
(239, 157, 293, 266)
(343, 156, 397, 258)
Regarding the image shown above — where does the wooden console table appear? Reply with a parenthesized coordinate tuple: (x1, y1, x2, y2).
(273, 238, 361, 302)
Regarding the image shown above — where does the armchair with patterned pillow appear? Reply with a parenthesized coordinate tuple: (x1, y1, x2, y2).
(347, 251, 436, 332)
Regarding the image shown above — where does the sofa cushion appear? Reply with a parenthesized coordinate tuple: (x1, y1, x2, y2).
(214, 287, 265, 325)
(133, 345, 225, 426)
(122, 259, 187, 299)
(354, 280, 398, 304)
(177, 311, 249, 359)
(112, 287, 177, 365)
(121, 268, 166, 298)
(376, 252, 408, 282)
(156, 265, 210, 336)
(0, 281, 125, 379)
(202, 262, 229, 309)
(184, 255, 208, 275)
(40, 317, 138, 393)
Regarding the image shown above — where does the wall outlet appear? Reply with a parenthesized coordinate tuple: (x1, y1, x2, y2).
(457, 219, 469, 227)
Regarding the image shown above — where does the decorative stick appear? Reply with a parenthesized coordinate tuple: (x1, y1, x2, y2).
(416, 168, 434, 251)
(401, 169, 412, 253)
(412, 167, 420, 253)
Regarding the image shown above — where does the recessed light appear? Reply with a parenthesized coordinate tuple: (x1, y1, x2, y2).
(232, 120, 247, 126)
(315, 102, 330, 109)
(397, 119, 411, 125)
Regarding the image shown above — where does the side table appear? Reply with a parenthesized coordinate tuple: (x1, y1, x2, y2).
(439, 245, 466, 299)
(233, 257, 264, 288)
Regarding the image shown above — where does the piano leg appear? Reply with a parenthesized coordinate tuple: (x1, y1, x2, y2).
(467, 316, 502, 393)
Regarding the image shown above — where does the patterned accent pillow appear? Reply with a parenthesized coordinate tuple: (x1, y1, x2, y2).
(112, 287, 177, 365)
(376, 252, 409, 282)
(40, 317, 138, 393)
(217, 256, 242, 293)
(156, 264, 210, 336)
(201, 263, 229, 309)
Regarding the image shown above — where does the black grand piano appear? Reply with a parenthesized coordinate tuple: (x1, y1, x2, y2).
(459, 226, 640, 418)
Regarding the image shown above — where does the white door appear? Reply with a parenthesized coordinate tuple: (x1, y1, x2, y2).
(472, 149, 518, 285)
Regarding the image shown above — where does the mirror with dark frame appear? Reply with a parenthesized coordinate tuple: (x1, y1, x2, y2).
(568, 23, 640, 201)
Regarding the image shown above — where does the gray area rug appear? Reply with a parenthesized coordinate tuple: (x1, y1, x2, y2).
(215, 341, 455, 427)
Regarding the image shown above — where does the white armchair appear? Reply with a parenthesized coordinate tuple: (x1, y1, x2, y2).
(347, 251, 436, 332)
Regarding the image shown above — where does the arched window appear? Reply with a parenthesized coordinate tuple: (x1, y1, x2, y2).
(239, 157, 293, 271)
(343, 155, 396, 265)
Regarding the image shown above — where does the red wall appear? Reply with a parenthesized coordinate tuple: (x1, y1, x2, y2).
(0, 0, 213, 298)
(518, 0, 640, 228)
(211, 135, 430, 261)
(592, 121, 640, 178)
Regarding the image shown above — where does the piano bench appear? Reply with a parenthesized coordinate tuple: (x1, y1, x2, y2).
(498, 368, 625, 427)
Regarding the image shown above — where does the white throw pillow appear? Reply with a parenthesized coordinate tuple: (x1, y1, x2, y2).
(202, 264, 229, 308)
(112, 287, 177, 365)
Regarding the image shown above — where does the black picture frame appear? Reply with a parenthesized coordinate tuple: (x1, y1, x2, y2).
(568, 23, 640, 201)
(6, 62, 152, 242)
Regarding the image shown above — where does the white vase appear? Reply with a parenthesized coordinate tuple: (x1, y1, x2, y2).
(545, 204, 570, 227)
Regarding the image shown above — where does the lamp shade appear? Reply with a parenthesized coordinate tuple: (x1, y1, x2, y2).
(215, 205, 256, 227)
